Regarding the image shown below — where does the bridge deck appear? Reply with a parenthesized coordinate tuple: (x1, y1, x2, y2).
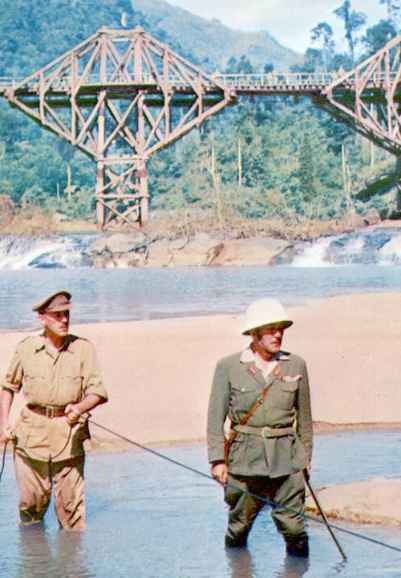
(0, 72, 397, 98)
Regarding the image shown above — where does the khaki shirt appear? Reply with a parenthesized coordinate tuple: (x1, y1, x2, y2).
(207, 349, 313, 478)
(1, 334, 108, 462)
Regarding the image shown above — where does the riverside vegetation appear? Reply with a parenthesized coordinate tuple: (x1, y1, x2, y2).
(0, 0, 400, 237)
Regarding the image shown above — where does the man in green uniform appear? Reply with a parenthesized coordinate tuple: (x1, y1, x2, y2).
(207, 298, 313, 556)
(0, 290, 108, 530)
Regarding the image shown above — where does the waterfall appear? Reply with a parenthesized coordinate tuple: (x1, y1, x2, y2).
(291, 237, 335, 267)
(0, 235, 97, 269)
(1, 227, 401, 269)
(291, 227, 401, 267)
(378, 233, 401, 265)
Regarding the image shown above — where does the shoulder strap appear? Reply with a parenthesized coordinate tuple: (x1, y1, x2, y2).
(224, 364, 279, 461)
(239, 366, 275, 425)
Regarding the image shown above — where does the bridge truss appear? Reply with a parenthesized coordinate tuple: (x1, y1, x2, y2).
(321, 35, 401, 156)
(4, 27, 234, 228)
(2, 28, 401, 228)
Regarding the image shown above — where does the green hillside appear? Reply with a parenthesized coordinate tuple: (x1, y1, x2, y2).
(134, 0, 302, 70)
(0, 0, 300, 78)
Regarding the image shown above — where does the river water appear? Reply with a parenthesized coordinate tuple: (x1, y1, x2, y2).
(1, 431, 401, 578)
(1, 264, 401, 330)
(0, 228, 401, 330)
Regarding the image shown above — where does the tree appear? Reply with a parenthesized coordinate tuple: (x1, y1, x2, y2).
(224, 55, 254, 74)
(299, 134, 317, 209)
(237, 56, 254, 74)
(379, 0, 401, 30)
(291, 49, 323, 73)
(362, 19, 397, 56)
(310, 22, 335, 70)
(334, 0, 367, 63)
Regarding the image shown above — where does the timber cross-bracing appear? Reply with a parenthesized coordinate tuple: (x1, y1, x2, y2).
(1, 27, 401, 228)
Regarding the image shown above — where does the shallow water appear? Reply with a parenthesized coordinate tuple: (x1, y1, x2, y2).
(1, 265, 401, 330)
(1, 431, 401, 578)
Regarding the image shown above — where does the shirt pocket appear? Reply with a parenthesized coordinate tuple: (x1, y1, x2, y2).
(57, 375, 83, 403)
(272, 380, 298, 410)
(22, 374, 46, 398)
(230, 382, 259, 414)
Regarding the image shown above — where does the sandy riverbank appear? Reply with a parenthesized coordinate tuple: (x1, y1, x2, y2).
(306, 478, 401, 526)
(1, 292, 401, 447)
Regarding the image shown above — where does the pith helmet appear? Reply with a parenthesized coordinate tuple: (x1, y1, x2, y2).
(32, 290, 72, 313)
(241, 298, 293, 335)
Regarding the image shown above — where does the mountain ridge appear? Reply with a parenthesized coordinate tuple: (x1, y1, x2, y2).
(133, 0, 302, 70)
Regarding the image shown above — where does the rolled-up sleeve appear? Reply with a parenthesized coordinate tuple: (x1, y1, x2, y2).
(82, 341, 108, 401)
(1, 346, 23, 393)
(207, 359, 230, 464)
(296, 360, 313, 466)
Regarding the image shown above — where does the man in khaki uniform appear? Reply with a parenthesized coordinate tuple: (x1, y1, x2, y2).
(207, 298, 313, 556)
(0, 290, 108, 530)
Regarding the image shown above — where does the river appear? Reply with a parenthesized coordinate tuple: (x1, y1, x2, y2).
(0, 264, 400, 330)
(1, 431, 401, 578)
(1, 229, 401, 330)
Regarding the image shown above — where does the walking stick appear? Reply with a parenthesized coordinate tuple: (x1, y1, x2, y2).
(303, 472, 347, 561)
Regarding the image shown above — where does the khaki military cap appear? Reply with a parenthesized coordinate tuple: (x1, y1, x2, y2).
(32, 290, 72, 313)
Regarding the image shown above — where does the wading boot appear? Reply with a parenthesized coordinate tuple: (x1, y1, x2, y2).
(225, 534, 248, 548)
(285, 534, 309, 558)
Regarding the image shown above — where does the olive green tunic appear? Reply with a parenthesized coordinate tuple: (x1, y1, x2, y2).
(1, 333, 108, 463)
(207, 348, 313, 477)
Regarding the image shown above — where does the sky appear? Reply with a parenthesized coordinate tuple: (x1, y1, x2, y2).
(167, 0, 387, 53)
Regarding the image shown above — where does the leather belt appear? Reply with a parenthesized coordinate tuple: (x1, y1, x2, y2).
(27, 404, 67, 418)
(233, 424, 294, 438)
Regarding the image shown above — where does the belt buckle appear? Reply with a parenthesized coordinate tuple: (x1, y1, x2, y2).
(45, 406, 56, 419)
(261, 426, 270, 438)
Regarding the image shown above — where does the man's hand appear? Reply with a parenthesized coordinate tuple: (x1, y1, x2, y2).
(0, 430, 9, 444)
(211, 462, 228, 485)
(64, 404, 82, 426)
(0, 389, 14, 443)
(0, 426, 14, 444)
(64, 394, 104, 426)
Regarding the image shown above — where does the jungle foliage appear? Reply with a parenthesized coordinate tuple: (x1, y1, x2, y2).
(0, 0, 399, 224)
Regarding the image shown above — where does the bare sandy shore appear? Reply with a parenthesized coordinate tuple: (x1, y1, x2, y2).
(306, 479, 401, 525)
(1, 292, 401, 447)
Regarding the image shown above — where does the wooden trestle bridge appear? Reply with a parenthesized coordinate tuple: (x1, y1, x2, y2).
(1, 26, 401, 229)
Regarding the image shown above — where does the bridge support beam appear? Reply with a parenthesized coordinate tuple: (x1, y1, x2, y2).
(95, 158, 149, 228)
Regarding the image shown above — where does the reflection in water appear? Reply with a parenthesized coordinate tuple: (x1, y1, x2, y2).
(17, 525, 52, 578)
(274, 555, 310, 578)
(324, 559, 348, 577)
(226, 547, 255, 578)
(16, 525, 93, 578)
(55, 532, 93, 578)
(226, 548, 311, 578)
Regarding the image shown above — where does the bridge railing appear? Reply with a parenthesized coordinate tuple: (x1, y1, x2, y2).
(215, 72, 337, 87)
(0, 77, 20, 87)
(1, 71, 399, 92)
(0, 72, 338, 90)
